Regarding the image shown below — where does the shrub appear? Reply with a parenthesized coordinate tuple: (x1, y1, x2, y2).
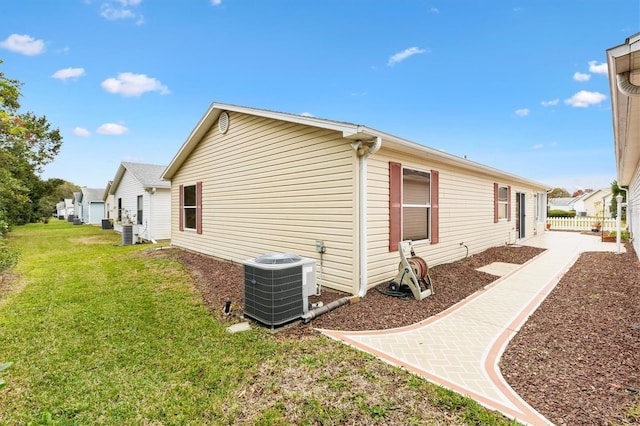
(547, 209, 576, 218)
(0, 237, 18, 273)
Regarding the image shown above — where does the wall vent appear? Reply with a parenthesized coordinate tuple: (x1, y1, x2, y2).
(218, 111, 229, 134)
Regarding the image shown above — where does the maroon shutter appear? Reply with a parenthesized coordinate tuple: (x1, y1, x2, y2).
(389, 162, 402, 251)
(507, 185, 512, 222)
(196, 181, 203, 234)
(179, 184, 184, 231)
(493, 183, 499, 223)
(430, 170, 439, 244)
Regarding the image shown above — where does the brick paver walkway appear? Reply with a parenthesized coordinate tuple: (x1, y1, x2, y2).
(320, 232, 624, 425)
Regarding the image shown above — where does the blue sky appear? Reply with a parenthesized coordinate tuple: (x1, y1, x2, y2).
(1, 1, 637, 193)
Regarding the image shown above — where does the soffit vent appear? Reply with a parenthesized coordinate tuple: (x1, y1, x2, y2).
(218, 111, 229, 134)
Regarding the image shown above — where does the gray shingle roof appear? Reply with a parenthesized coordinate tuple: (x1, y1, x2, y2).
(81, 187, 106, 202)
(122, 162, 170, 189)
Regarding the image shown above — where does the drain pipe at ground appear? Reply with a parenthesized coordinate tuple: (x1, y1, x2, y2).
(301, 297, 351, 323)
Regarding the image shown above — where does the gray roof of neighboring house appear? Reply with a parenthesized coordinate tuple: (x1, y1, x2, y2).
(80, 187, 106, 203)
(549, 197, 575, 206)
(110, 162, 170, 194)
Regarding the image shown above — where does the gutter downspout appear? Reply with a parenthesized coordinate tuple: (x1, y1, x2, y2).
(354, 136, 382, 298)
(617, 72, 640, 97)
(148, 187, 158, 244)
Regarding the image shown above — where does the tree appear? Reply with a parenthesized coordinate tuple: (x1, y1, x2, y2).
(0, 60, 63, 225)
(548, 187, 570, 198)
(610, 180, 627, 220)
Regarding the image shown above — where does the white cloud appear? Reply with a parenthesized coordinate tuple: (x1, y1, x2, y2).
(73, 127, 91, 137)
(388, 47, 427, 66)
(588, 60, 608, 75)
(51, 67, 86, 81)
(515, 108, 530, 117)
(211, 0, 222, 5)
(564, 90, 606, 108)
(429, 7, 439, 13)
(101, 72, 170, 97)
(532, 144, 544, 150)
(300, 112, 314, 117)
(573, 72, 590, 82)
(97, 123, 129, 135)
(100, 1, 144, 25)
(0, 34, 45, 56)
(541, 98, 559, 107)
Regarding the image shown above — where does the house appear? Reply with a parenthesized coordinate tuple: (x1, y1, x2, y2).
(71, 191, 82, 221)
(547, 197, 576, 213)
(108, 162, 171, 242)
(79, 187, 106, 225)
(103, 181, 116, 221)
(162, 102, 550, 296)
(55, 198, 74, 219)
(572, 189, 612, 218)
(607, 33, 640, 256)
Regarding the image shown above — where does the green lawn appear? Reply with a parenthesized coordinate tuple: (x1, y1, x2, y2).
(0, 221, 516, 425)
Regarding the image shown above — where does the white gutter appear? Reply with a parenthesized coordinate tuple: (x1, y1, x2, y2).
(355, 136, 382, 298)
(617, 72, 640, 97)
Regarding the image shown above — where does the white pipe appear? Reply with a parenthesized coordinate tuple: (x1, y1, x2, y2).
(616, 194, 623, 253)
(357, 136, 382, 298)
(617, 72, 640, 97)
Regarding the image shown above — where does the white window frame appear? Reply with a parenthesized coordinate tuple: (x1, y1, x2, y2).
(402, 167, 431, 242)
(498, 184, 509, 221)
(183, 184, 197, 230)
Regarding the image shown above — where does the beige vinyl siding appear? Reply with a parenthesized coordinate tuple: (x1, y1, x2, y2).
(367, 147, 543, 287)
(171, 111, 359, 294)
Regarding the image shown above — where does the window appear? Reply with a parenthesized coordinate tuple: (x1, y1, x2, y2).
(179, 182, 202, 234)
(402, 169, 431, 241)
(389, 162, 439, 251)
(494, 183, 511, 223)
(498, 185, 508, 220)
(183, 185, 197, 229)
(137, 195, 143, 225)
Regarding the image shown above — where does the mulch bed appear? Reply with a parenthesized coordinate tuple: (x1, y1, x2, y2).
(154, 242, 640, 425)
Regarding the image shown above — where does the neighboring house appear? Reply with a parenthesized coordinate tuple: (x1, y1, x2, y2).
(548, 197, 576, 213)
(103, 181, 116, 221)
(55, 198, 74, 219)
(607, 34, 640, 256)
(574, 189, 612, 218)
(71, 191, 82, 220)
(162, 102, 549, 296)
(109, 162, 171, 242)
(79, 187, 106, 225)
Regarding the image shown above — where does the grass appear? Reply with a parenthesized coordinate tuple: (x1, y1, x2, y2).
(0, 221, 518, 425)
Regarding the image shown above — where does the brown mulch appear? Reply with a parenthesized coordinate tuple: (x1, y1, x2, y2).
(500, 245, 640, 426)
(158, 242, 640, 425)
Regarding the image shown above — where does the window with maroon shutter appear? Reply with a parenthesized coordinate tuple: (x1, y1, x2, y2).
(182, 184, 197, 230)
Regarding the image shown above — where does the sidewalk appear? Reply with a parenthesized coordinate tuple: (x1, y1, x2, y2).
(320, 232, 624, 426)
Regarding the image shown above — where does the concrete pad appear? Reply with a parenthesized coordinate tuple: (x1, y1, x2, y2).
(476, 261, 521, 276)
(226, 322, 251, 333)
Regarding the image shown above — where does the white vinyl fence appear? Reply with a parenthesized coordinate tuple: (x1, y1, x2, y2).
(546, 216, 617, 231)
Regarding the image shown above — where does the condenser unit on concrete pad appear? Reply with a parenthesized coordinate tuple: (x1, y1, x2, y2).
(243, 253, 317, 327)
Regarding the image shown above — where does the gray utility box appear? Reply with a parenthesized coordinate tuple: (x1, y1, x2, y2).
(243, 253, 316, 327)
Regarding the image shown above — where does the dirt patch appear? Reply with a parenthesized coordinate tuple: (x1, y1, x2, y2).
(150, 243, 640, 424)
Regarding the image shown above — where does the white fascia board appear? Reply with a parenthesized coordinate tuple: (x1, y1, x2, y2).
(355, 126, 550, 190)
